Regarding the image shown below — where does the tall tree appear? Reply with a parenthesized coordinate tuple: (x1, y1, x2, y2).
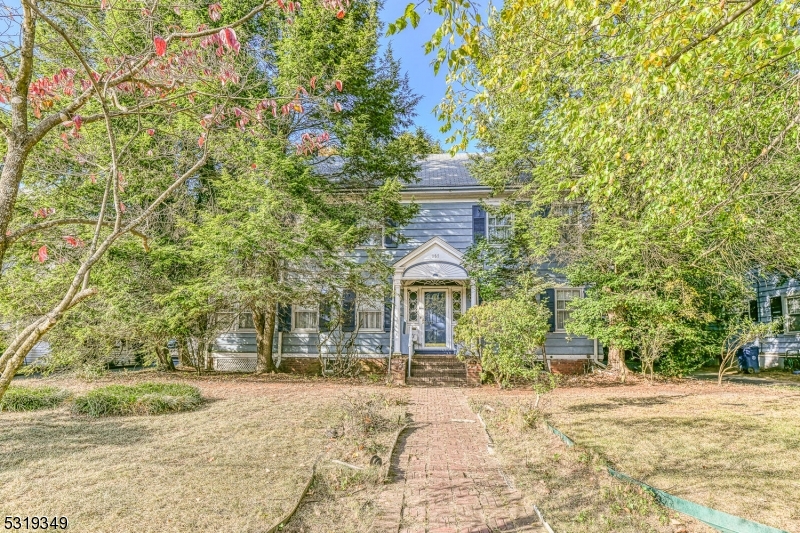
(394, 0, 800, 376)
(184, 0, 421, 373)
(0, 0, 350, 399)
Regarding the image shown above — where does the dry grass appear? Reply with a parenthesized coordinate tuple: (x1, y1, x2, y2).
(283, 390, 409, 533)
(467, 378, 800, 533)
(0, 371, 402, 533)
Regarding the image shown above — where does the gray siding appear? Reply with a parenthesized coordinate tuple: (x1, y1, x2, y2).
(24, 341, 51, 366)
(213, 330, 390, 357)
(750, 276, 800, 362)
(211, 200, 597, 363)
(543, 333, 597, 357)
(391, 202, 475, 258)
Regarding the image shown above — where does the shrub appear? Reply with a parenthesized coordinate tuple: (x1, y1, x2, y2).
(0, 385, 70, 412)
(454, 295, 551, 388)
(73, 382, 202, 417)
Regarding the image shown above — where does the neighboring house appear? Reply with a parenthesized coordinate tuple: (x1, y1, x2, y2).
(21, 340, 143, 368)
(748, 274, 800, 369)
(212, 153, 600, 376)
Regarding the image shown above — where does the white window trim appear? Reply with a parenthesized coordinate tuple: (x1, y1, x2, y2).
(217, 305, 255, 332)
(785, 295, 800, 333)
(357, 298, 384, 332)
(555, 287, 583, 332)
(486, 212, 514, 243)
(292, 305, 319, 333)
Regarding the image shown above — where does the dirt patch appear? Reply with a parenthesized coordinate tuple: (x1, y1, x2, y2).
(467, 378, 800, 532)
(280, 390, 409, 533)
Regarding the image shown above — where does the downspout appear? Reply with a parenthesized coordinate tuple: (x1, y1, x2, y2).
(387, 297, 394, 382)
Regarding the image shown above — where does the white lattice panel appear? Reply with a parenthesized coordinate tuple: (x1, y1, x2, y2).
(213, 356, 257, 372)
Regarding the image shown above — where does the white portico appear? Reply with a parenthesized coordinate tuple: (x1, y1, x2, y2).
(391, 237, 477, 355)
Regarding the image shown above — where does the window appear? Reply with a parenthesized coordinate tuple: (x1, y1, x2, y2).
(453, 291, 463, 321)
(293, 306, 319, 332)
(487, 214, 513, 242)
(357, 224, 384, 249)
(216, 306, 254, 331)
(407, 290, 419, 322)
(787, 296, 800, 332)
(238, 312, 255, 330)
(357, 298, 383, 331)
(555, 288, 582, 331)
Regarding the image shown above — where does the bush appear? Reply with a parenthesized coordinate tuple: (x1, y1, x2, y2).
(0, 385, 70, 412)
(73, 382, 202, 417)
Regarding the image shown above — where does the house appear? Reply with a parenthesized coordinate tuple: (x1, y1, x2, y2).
(212, 154, 601, 381)
(748, 274, 800, 369)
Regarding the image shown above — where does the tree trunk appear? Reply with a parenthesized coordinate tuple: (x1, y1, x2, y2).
(0, 147, 28, 268)
(178, 337, 192, 367)
(607, 346, 627, 382)
(154, 344, 175, 371)
(0, 317, 58, 400)
(253, 305, 277, 374)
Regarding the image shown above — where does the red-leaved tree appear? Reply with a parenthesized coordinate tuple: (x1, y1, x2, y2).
(0, 0, 350, 398)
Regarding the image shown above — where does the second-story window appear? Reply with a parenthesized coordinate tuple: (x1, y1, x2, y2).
(487, 214, 513, 242)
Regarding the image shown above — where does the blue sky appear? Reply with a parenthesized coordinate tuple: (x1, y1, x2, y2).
(378, 5, 453, 148)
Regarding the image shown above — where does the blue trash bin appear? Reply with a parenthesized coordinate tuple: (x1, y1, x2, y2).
(739, 346, 760, 374)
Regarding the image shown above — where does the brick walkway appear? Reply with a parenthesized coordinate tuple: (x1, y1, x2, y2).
(375, 388, 545, 533)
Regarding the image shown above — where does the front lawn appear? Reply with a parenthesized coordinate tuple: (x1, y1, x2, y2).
(0, 372, 406, 533)
(468, 378, 799, 533)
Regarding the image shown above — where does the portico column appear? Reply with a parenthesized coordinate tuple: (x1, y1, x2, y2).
(470, 279, 478, 309)
(392, 277, 402, 354)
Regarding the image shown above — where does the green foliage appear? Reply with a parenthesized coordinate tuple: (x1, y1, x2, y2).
(394, 127, 443, 156)
(413, 1, 800, 378)
(0, 386, 70, 412)
(718, 316, 778, 383)
(72, 383, 202, 417)
(455, 275, 553, 388)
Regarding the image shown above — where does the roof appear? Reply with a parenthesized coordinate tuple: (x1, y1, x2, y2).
(310, 153, 485, 190)
(411, 153, 482, 189)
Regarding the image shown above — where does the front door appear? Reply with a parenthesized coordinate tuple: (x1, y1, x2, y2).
(423, 290, 448, 348)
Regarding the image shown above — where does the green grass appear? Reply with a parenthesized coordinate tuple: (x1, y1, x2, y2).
(73, 382, 202, 417)
(0, 385, 70, 412)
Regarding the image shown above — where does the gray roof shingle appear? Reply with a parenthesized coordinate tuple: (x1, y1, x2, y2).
(310, 153, 484, 189)
(411, 153, 481, 188)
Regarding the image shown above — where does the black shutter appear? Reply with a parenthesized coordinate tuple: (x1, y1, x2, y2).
(383, 296, 392, 332)
(319, 302, 333, 332)
(749, 300, 759, 322)
(277, 304, 292, 332)
(384, 219, 398, 248)
(543, 288, 556, 332)
(342, 290, 356, 332)
(770, 296, 785, 333)
(472, 205, 486, 243)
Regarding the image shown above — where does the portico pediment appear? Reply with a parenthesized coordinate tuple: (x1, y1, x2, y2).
(393, 237, 468, 280)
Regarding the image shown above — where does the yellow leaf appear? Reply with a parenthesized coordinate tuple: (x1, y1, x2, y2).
(623, 87, 634, 104)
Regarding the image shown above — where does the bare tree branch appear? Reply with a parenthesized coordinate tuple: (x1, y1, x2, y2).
(6, 218, 150, 250)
